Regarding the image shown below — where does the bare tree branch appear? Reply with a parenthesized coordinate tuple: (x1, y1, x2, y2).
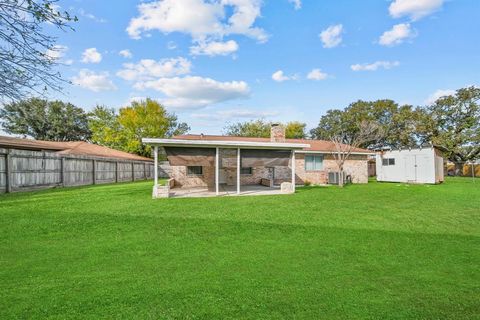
(330, 121, 383, 187)
(0, 0, 76, 102)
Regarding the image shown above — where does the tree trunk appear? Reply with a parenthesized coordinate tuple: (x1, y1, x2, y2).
(338, 169, 344, 188)
(454, 162, 464, 176)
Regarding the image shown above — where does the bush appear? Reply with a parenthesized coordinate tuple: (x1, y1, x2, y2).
(304, 180, 312, 186)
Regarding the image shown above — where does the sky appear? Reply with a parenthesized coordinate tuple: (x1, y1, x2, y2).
(46, 0, 480, 134)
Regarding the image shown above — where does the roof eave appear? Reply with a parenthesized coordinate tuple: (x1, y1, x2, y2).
(142, 138, 310, 150)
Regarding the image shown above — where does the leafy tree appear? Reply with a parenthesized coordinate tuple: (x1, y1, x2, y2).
(0, 98, 91, 141)
(285, 121, 307, 139)
(224, 119, 307, 139)
(88, 99, 189, 157)
(0, 0, 77, 101)
(224, 119, 271, 138)
(88, 106, 121, 149)
(424, 86, 480, 174)
(311, 100, 423, 148)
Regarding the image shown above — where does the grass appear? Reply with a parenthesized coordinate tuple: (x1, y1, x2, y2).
(0, 178, 479, 319)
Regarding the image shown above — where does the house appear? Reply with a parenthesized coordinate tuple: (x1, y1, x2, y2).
(0, 135, 151, 161)
(0, 135, 153, 193)
(375, 147, 444, 184)
(143, 124, 372, 198)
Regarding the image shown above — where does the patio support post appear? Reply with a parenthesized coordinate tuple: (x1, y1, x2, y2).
(237, 148, 240, 194)
(215, 147, 219, 195)
(292, 150, 296, 193)
(154, 146, 158, 186)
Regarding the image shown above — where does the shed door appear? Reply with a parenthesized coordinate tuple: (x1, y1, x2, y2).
(415, 156, 430, 183)
(405, 155, 417, 182)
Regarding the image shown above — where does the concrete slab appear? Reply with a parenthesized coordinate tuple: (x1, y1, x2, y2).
(169, 184, 285, 198)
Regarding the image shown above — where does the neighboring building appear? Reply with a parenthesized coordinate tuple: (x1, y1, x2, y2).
(0, 136, 154, 193)
(143, 124, 372, 198)
(0, 135, 151, 161)
(375, 147, 444, 184)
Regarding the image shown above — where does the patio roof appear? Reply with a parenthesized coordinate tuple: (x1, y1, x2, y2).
(142, 138, 310, 150)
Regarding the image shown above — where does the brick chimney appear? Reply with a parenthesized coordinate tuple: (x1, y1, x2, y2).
(270, 123, 285, 142)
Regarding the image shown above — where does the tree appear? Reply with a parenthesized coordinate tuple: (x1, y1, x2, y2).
(88, 106, 121, 149)
(424, 86, 480, 175)
(311, 100, 423, 149)
(330, 121, 383, 187)
(285, 121, 307, 139)
(0, 0, 77, 101)
(0, 98, 91, 140)
(88, 99, 189, 157)
(224, 119, 307, 139)
(224, 119, 271, 137)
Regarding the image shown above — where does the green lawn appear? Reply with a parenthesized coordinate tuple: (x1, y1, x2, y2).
(1, 178, 479, 319)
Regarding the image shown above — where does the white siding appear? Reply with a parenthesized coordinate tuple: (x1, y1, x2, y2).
(376, 148, 443, 184)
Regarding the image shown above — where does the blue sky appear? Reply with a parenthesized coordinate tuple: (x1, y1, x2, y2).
(47, 0, 480, 134)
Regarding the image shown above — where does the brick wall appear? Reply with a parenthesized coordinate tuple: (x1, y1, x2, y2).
(169, 149, 369, 188)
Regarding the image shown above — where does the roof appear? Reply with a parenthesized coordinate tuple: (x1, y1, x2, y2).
(143, 136, 309, 150)
(0, 136, 152, 161)
(169, 134, 373, 154)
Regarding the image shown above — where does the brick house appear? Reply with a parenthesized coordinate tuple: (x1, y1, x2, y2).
(143, 124, 372, 197)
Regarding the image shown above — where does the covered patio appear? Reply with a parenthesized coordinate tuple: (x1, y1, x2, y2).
(142, 137, 310, 198)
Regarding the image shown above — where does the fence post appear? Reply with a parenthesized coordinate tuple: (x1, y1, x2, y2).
(5, 149, 12, 193)
(143, 162, 146, 180)
(132, 162, 135, 181)
(61, 156, 66, 187)
(92, 159, 96, 185)
(115, 161, 119, 183)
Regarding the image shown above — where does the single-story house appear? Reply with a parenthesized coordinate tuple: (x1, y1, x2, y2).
(143, 124, 372, 198)
(0, 135, 151, 161)
(0, 135, 153, 193)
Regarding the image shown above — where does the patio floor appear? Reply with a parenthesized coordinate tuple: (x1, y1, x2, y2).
(169, 184, 284, 198)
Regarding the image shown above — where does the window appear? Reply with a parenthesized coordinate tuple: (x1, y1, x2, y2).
(187, 166, 203, 175)
(240, 167, 252, 175)
(305, 155, 323, 171)
(382, 158, 396, 166)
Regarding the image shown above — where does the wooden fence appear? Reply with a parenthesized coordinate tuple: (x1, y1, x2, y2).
(0, 148, 171, 193)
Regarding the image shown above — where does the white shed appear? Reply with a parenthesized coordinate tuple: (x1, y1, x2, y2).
(376, 147, 444, 184)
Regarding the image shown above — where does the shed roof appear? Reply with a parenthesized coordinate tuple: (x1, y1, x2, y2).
(0, 136, 152, 161)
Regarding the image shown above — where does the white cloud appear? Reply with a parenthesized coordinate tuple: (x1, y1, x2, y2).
(379, 23, 416, 46)
(126, 0, 267, 43)
(117, 57, 192, 81)
(192, 108, 279, 120)
(351, 61, 400, 71)
(78, 8, 107, 23)
(133, 76, 250, 109)
(272, 70, 294, 82)
(307, 68, 328, 81)
(119, 49, 133, 58)
(389, 0, 444, 20)
(425, 89, 455, 104)
(72, 70, 117, 92)
(81, 48, 102, 64)
(190, 40, 239, 56)
(319, 24, 343, 48)
(63, 59, 74, 65)
(288, 0, 301, 10)
(45, 45, 68, 60)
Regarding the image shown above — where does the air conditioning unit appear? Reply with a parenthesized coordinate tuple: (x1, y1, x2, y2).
(328, 172, 351, 185)
(328, 172, 339, 185)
